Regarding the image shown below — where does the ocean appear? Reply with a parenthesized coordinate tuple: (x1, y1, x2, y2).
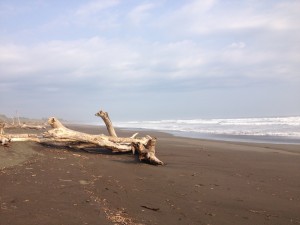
(114, 116, 300, 144)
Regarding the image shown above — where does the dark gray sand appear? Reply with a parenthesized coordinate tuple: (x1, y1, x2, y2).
(1, 125, 300, 225)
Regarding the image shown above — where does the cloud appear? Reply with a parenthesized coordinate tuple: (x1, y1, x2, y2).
(158, 0, 300, 36)
(75, 0, 119, 16)
(0, 38, 203, 87)
(0, 37, 137, 85)
(0, 1, 37, 17)
(1, 1, 299, 90)
(38, 0, 121, 33)
(1, 33, 299, 98)
(0, 0, 300, 120)
(179, 0, 216, 14)
(127, 3, 156, 25)
(228, 42, 246, 49)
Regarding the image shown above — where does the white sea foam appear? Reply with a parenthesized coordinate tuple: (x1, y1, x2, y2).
(114, 116, 300, 138)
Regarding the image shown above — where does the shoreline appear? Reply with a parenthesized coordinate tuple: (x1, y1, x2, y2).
(169, 130, 300, 145)
(114, 126, 300, 145)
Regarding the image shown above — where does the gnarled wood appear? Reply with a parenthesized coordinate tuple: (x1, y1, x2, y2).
(0, 133, 40, 145)
(1, 111, 164, 165)
(95, 110, 118, 137)
(0, 122, 4, 135)
(2, 122, 46, 130)
(46, 117, 163, 165)
(20, 123, 46, 130)
(45, 117, 133, 152)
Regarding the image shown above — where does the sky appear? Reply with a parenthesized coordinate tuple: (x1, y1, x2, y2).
(0, 0, 299, 122)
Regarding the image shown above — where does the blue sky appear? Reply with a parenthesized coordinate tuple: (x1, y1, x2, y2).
(0, 0, 299, 122)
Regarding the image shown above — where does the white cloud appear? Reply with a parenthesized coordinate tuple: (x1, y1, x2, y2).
(0, 38, 204, 84)
(72, 0, 120, 30)
(1, 33, 298, 92)
(1, 0, 300, 120)
(75, 0, 119, 16)
(1, 0, 300, 93)
(128, 3, 156, 25)
(159, 0, 300, 35)
(179, 0, 216, 14)
(228, 42, 246, 49)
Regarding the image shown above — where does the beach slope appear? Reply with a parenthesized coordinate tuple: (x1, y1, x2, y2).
(1, 125, 300, 225)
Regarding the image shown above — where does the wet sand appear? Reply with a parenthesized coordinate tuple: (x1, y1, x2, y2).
(1, 125, 300, 225)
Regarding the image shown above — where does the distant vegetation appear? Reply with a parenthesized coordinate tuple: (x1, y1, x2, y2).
(0, 114, 47, 124)
(0, 114, 9, 122)
(0, 114, 69, 124)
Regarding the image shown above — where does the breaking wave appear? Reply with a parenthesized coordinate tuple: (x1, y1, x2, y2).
(114, 116, 300, 138)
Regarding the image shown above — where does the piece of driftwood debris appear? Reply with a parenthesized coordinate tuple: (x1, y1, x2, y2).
(141, 205, 160, 211)
(1, 113, 46, 130)
(0, 110, 164, 165)
(3, 122, 46, 130)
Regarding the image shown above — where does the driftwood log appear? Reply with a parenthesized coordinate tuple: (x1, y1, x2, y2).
(1, 111, 46, 130)
(0, 110, 164, 165)
(3, 122, 46, 130)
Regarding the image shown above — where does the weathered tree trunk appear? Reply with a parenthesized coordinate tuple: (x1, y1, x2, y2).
(3, 123, 46, 130)
(0, 123, 4, 135)
(95, 110, 118, 137)
(45, 117, 163, 165)
(20, 123, 46, 130)
(1, 111, 164, 165)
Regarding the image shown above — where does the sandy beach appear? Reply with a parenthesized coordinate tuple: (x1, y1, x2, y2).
(1, 125, 300, 225)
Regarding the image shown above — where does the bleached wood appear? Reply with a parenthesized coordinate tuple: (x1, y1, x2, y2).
(1, 111, 164, 165)
(46, 117, 163, 164)
(95, 110, 118, 137)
